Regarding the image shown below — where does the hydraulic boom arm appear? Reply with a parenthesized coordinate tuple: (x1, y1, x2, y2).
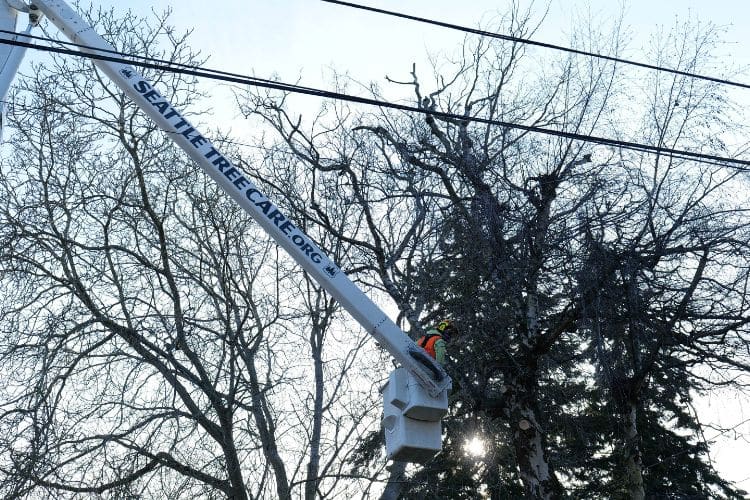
(2, 0, 451, 462)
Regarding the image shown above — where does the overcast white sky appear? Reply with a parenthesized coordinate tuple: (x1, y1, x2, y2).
(33, 0, 750, 490)
(167, 0, 750, 88)
(147, 0, 750, 81)
(89, 0, 750, 120)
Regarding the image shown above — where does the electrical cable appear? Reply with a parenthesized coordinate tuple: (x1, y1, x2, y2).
(0, 28, 325, 96)
(321, 0, 750, 91)
(1, 28, 740, 172)
(5, 25, 747, 172)
(0, 35, 749, 171)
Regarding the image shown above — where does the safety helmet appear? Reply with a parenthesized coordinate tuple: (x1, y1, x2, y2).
(435, 319, 457, 340)
(436, 319, 453, 332)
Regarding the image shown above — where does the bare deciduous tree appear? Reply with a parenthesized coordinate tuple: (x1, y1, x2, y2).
(239, 5, 750, 499)
(0, 8, 376, 499)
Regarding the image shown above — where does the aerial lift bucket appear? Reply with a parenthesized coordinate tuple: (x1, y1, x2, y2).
(382, 367, 448, 462)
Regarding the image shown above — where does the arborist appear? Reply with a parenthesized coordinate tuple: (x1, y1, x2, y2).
(417, 319, 457, 365)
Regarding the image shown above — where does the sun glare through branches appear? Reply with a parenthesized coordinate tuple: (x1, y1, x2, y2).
(463, 436, 486, 457)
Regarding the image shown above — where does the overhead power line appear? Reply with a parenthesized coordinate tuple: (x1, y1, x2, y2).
(0, 35, 748, 171)
(0, 28, 327, 97)
(321, 0, 750, 92)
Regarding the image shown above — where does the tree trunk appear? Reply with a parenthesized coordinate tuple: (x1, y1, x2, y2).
(513, 411, 562, 498)
(623, 403, 645, 500)
(247, 358, 291, 500)
(224, 442, 249, 500)
(305, 323, 325, 500)
(380, 461, 407, 500)
(507, 376, 563, 500)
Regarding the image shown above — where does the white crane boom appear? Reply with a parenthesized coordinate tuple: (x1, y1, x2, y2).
(2, 0, 451, 462)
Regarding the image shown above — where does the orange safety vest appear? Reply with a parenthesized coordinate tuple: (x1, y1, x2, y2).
(417, 333, 442, 359)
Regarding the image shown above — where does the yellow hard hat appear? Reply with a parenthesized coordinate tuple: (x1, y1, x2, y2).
(437, 319, 456, 333)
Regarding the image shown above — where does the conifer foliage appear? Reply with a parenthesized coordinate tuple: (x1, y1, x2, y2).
(0, 3, 748, 499)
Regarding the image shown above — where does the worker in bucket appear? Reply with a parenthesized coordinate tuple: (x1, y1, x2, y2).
(417, 319, 457, 365)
